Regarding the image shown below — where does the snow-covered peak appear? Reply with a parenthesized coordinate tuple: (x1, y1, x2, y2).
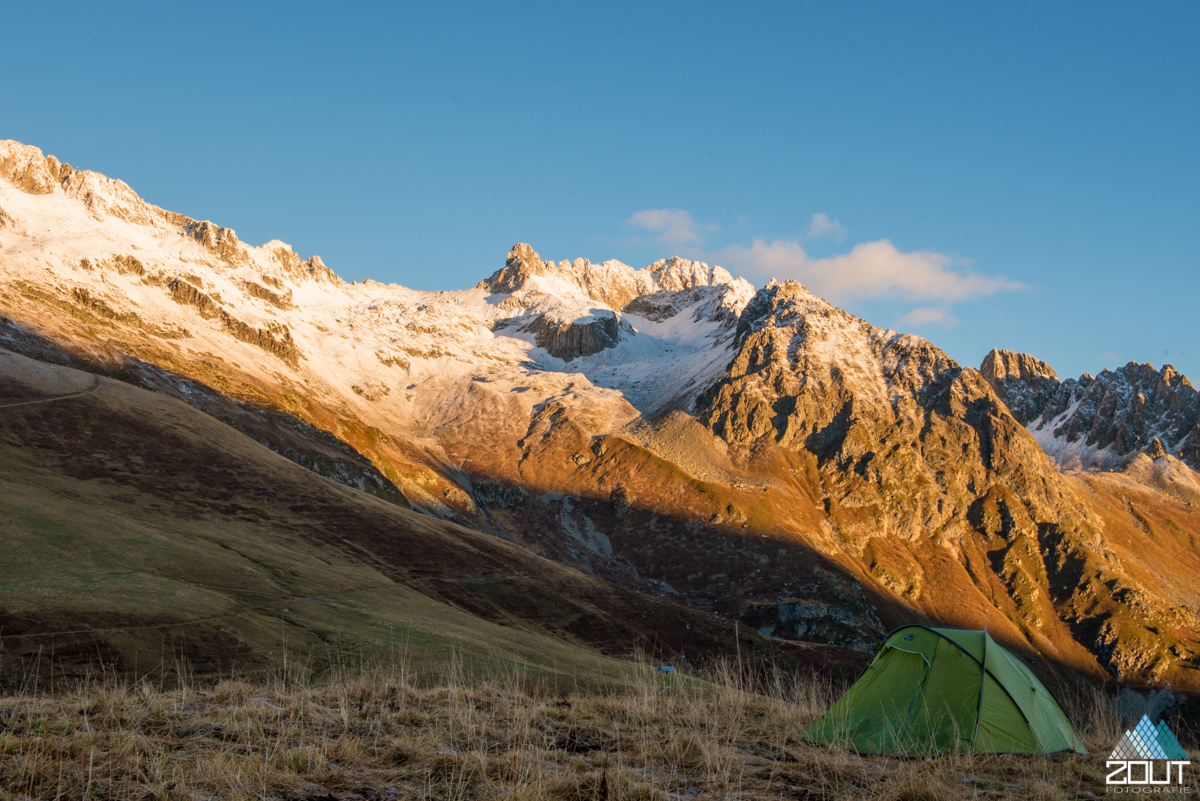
(0, 140, 66, 195)
(0, 141, 765, 423)
(0, 140, 168, 228)
(644, 256, 740, 294)
(482, 243, 755, 319)
(735, 278, 835, 337)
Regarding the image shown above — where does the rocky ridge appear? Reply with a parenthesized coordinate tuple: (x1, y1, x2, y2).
(982, 347, 1200, 472)
(483, 242, 755, 318)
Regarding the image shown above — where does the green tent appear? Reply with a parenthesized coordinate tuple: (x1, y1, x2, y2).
(803, 626, 1087, 755)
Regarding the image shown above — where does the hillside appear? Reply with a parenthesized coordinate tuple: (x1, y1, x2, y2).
(1, 139, 1199, 691)
(0, 347, 828, 687)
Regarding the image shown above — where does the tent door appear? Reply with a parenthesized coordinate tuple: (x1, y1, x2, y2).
(888, 646, 934, 748)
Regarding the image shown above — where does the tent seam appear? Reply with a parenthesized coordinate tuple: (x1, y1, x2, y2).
(970, 630, 988, 751)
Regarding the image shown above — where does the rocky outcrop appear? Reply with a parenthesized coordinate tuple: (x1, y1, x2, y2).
(623, 284, 744, 327)
(522, 311, 622, 362)
(303, 254, 342, 284)
(980, 348, 1061, 425)
(109, 255, 146, 276)
(621, 293, 684, 322)
(168, 279, 300, 367)
(1121, 442, 1200, 506)
(243, 280, 294, 310)
(740, 597, 882, 651)
(70, 288, 139, 324)
(0, 141, 62, 194)
(473, 481, 529, 508)
(168, 278, 221, 318)
(185, 221, 245, 262)
(485, 243, 548, 294)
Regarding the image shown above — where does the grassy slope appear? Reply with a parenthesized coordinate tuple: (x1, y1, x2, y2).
(0, 348, 842, 689)
(0, 361, 621, 687)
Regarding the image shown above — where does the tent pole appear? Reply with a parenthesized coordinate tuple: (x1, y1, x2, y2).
(971, 629, 987, 752)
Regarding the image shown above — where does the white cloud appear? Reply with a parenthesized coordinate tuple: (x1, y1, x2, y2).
(806, 212, 847, 242)
(713, 237, 1024, 303)
(897, 307, 955, 327)
(628, 208, 717, 246)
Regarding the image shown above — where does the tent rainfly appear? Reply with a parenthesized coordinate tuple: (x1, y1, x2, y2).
(803, 626, 1087, 755)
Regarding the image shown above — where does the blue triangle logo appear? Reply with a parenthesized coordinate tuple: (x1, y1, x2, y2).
(1155, 719, 1189, 761)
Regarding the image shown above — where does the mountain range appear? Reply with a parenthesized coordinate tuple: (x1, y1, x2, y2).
(1, 139, 1197, 691)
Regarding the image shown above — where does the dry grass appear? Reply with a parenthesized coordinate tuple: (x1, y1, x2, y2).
(0, 659, 1191, 801)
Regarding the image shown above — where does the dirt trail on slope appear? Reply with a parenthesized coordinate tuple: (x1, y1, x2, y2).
(0, 347, 102, 406)
(0, 373, 100, 407)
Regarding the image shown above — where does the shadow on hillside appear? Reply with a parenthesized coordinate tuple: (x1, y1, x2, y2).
(1, 314, 1184, 720)
(0, 319, 867, 691)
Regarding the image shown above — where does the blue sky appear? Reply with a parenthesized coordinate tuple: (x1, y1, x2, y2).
(3, 2, 1198, 381)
